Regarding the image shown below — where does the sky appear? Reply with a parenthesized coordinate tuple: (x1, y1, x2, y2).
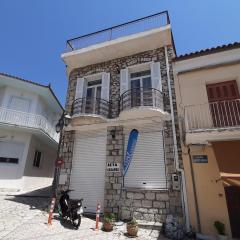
(0, 0, 240, 106)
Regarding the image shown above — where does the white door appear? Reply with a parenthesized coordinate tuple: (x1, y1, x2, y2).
(69, 130, 106, 213)
(0, 141, 25, 179)
(124, 127, 167, 189)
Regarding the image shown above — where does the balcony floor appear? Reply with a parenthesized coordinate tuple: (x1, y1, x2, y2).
(186, 127, 240, 144)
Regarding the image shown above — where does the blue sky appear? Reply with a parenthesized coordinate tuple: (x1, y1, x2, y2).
(0, 0, 239, 105)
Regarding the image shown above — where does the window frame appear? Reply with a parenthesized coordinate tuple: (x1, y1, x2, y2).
(33, 150, 42, 168)
(130, 70, 152, 106)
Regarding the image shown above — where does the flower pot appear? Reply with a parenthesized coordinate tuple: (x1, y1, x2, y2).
(218, 235, 228, 240)
(127, 224, 138, 237)
(103, 222, 113, 232)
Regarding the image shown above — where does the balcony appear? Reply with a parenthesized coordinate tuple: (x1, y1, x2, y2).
(184, 99, 240, 143)
(0, 107, 59, 142)
(71, 97, 110, 126)
(119, 88, 169, 121)
(62, 11, 173, 69)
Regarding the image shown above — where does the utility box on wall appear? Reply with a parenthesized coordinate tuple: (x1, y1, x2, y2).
(172, 174, 181, 191)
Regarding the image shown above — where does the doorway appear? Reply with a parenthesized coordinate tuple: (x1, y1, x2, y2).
(225, 186, 240, 238)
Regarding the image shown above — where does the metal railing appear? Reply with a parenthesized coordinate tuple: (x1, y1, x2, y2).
(72, 97, 110, 118)
(120, 88, 164, 112)
(66, 11, 170, 52)
(0, 107, 59, 142)
(184, 99, 240, 132)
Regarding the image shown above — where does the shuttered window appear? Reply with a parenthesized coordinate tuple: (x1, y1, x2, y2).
(124, 127, 167, 189)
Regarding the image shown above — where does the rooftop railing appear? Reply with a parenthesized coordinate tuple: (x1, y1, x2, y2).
(66, 11, 170, 52)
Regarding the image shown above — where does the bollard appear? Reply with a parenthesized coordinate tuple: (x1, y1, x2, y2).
(48, 197, 56, 225)
(95, 203, 101, 231)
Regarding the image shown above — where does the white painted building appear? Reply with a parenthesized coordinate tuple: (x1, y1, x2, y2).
(0, 73, 63, 192)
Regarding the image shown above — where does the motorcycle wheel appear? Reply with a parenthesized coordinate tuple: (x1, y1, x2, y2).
(72, 215, 81, 229)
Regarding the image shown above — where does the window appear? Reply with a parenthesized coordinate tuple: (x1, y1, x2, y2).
(130, 70, 152, 107)
(0, 157, 18, 164)
(33, 150, 42, 168)
(85, 79, 102, 114)
(8, 96, 31, 112)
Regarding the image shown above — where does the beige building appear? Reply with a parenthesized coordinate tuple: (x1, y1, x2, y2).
(173, 43, 240, 238)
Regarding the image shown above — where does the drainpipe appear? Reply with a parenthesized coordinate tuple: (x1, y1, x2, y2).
(187, 146, 201, 232)
(164, 46, 190, 231)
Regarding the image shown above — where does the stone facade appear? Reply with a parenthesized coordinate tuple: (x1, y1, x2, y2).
(58, 46, 183, 222)
(57, 130, 75, 193)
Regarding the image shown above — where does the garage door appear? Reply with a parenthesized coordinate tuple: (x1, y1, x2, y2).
(124, 126, 167, 189)
(0, 141, 24, 163)
(69, 130, 106, 213)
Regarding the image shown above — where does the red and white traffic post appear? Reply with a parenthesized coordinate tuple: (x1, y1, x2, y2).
(95, 203, 101, 231)
(48, 197, 56, 225)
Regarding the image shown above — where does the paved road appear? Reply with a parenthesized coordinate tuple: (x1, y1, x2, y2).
(0, 195, 165, 240)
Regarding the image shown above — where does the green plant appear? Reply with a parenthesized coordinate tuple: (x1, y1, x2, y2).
(104, 213, 116, 223)
(127, 217, 138, 226)
(214, 221, 225, 235)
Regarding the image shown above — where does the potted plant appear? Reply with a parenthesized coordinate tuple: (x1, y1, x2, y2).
(103, 213, 116, 232)
(127, 217, 138, 237)
(214, 221, 228, 240)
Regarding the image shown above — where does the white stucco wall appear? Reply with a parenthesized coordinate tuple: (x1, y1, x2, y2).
(1, 85, 59, 126)
(22, 135, 57, 192)
(0, 129, 31, 190)
(0, 87, 6, 107)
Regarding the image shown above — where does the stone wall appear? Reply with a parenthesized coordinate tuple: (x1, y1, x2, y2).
(59, 46, 184, 222)
(104, 126, 124, 216)
(57, 130, 75, 193)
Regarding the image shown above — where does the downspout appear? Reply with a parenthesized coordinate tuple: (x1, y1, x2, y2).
(188, 146, 201, 232)
(164, 46, 190, 230)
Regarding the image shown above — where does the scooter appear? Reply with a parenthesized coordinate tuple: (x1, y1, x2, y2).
(57, 189, 83, 229)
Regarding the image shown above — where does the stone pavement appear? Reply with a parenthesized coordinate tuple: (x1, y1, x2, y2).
(0, 195, 167, 240)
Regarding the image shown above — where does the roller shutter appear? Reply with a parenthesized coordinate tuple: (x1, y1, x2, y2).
(69, 130, 106, 213)
(124, 126, 167, 189)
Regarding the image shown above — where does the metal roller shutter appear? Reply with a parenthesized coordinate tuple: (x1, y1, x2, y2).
(124, 126, 167, 189)
(69, 130, 106, 213)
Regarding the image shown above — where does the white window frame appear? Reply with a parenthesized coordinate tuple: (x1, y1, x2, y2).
(85, 79, 102, 114)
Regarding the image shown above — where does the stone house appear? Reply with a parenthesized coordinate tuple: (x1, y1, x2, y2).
(57, 11, 188, 224)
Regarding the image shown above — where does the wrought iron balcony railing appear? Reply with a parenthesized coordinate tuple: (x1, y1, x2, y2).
(72, 97, 110, 118)
(185, 99, 240, 132)
(66, 11, 170, 52)
(0, 107, 59, 142)
(120, 88, 164, 112)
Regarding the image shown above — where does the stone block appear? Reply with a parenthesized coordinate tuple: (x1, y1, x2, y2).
(138, 208, 148, 213)
(143, 213, 155, 222)
(133, 200, 142, 207)
(145, 192, 155, 200)
(153, 201, 166, 208)
(156, 193, 169, 201)
(113, 183, 121, 190)
(121, 209, 130, 220)
(133, 212, 143, 220)
(126, 192, 134, 199)
(148, 208, 158, 214)
(134, 192, 144, 200)
(142, 200, 152, 208)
